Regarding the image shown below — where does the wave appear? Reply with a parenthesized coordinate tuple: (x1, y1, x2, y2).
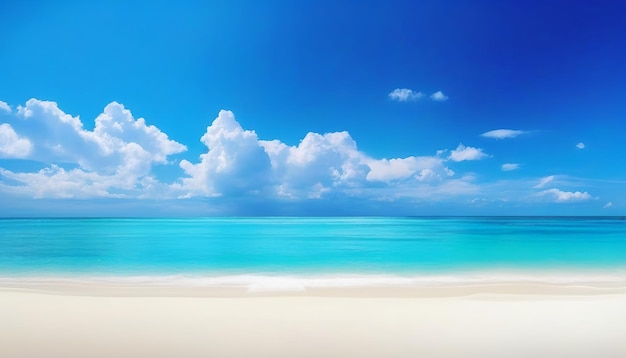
(3, 270, 626, 292)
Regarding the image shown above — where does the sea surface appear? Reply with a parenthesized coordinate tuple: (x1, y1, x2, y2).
(1, 217, 626, 288)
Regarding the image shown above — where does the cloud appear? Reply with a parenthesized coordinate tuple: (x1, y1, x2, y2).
(603, 201, 613, 208)
(175, 111, 465, 200)
(10, 99, 186, 172)
(0, 101, 494, 204)
(576, 142, 585, 149)
(263, 130, 369, 195)
(0, 99, 186, 198)
(533, 175, 555, 189)
(481, 129, 527, 139)
(388, 89, 449, 102)
(539, 188, 592, 202)
(501, 163, 519, 171)
(0, 123, 32, 158)
(0, 165, 116, 199)
(174, 110, 272, 197)
(92, 102, 187, 165)
(429, 91, 448, 101)
(365, 156, 453, 182)
(0, 101, 10, 113)
(388, 88, 424, 102)
(448, 144, 488, 162)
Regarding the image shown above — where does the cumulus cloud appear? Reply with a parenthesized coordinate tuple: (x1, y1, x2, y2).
(448, 144, 488, 162)
(603, 201, 613, 208)
(501, 163, 519, 171)
(429, 91, 448, 101)
(174, 110, 272, 197)
(533, 175, 555, 189)
(9, 99, 186, 172)
(174, 111, 465, 200)
(388, 88, 424, 102)
(92, 102, 187, 165)
(0, 123, 32, 158)
(539, 188, 592, 202)
(481, 129, 526, 139)
(576, 142, 585, 149)
(264, 131, 369, 196)
(0, 99, 186, 198)
(0, 101, 11, 113)
(0, 100, 485, 203)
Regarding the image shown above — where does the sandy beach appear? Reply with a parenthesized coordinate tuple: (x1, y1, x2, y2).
(2, 282, 625, 358)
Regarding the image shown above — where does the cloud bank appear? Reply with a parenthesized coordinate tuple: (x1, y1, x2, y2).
(1, 99, 602, 213)
(173, 110, 462, 200)
(1, 99, 186, 198)
(0, 99, 478, 202)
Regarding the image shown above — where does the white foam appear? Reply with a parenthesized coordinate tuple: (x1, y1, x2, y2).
(2, 270, 626, 292)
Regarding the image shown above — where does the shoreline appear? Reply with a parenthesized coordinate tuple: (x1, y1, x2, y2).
(3, 275, 626, 297)
(0, 279, 626, 299)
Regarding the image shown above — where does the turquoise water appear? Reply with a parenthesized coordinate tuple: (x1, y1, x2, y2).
(1, 217, 626, 282)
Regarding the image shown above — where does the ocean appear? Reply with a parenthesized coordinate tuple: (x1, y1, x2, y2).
(1, 217, 625, 289)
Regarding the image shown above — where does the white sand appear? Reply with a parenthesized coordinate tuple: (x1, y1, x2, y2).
(1, 284, 625, 358)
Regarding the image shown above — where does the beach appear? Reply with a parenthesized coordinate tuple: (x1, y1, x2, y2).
(2, 217, 626, 357)
(2, 282, 626, 358)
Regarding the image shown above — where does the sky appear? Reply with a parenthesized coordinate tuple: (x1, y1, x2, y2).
(0, 0, 625, 216)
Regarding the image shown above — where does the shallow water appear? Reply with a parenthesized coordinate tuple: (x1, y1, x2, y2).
(2, 217, 625, 280)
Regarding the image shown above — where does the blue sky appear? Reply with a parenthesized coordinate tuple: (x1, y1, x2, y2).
(0, 0, 625, 216)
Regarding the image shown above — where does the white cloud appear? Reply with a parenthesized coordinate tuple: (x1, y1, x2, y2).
(174, 110, 272, 197)
(415, 168, 437, 181)
(501, 163, 520, 171)
(365, 156, 453, 182)
(388, 88, 424, 102)
(0, 101, 11, 113)
(0, 101, 500, 203)
(533, 175, 555, 189)
(0, 102, 479, 201)
(0, 123, 32, 158)
(0, 165, 116, 199)
(0, 164, 175, 199)
(9, 99, 186, 172)
(0, 99, 186, 198)
(92, 102, 187, 165)
(539, 188, 592, 202)
(481, 129, 526, 139)
(174, 110, 470, 200)
(429, 91, 448, 101)
(448, 143, 488, 162)
(576, 142, 585, 149)
(603, 202, 613, 208)
(268, 131, 369, 191)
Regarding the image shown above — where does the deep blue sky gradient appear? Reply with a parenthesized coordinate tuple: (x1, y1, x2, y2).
(0, 0, 625, 215)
